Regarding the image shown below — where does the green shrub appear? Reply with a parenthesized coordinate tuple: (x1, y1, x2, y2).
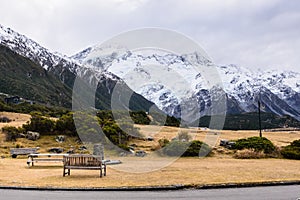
(165, 116, 180, 127)
(183, 140, 212, 157)
(281, 139, 300, 160)
(162, 140, 211, 157)
(130, 111, 151, 125)
(2, 126, 23, 142)
(23, 113, 55, 135)
(233, 137, 275, 154)
(290, 139, 300, 147)
(55, 113, 77, 136)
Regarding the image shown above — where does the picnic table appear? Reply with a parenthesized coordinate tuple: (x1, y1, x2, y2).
(27, 153, 69, 167)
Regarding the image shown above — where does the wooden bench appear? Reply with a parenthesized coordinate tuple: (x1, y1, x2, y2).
(27, 153, 69, 167)
(10, 148, 39, 158)
(63, 154, 106, 177)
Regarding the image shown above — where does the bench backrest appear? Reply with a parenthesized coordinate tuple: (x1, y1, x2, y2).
(63, 154, 102, 166)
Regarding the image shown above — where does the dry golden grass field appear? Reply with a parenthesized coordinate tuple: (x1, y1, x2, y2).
(0, 157, 299, 188)
(0, 112, 300, 188)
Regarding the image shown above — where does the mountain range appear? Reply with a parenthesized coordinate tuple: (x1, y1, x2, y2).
(0, 24, 159, 112)
(74, 44, 300, 121)
(0, 24, 299, 123)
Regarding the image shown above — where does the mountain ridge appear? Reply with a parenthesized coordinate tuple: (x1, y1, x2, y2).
(0, 24, 299, 122)
(0, 24, 160, 113)
(74, 45, 300, 121)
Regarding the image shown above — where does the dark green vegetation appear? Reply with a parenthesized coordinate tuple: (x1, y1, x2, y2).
(281, 139, 300, 160)
(196, 112, 300, 130)
(232, 136, 276, 154)
(0, 45, 72, 107)
(162, 140, 212, 157)
(158, 132, 212, 157)
(97, 110, 180, 127)
(0, 98, 69, 117)
(1, 126, 22, 142)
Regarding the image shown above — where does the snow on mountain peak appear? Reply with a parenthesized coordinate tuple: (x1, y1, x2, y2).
(74, 44, 300, 119)
(0, 24, 81, 72)
(1, 24, 299, 120)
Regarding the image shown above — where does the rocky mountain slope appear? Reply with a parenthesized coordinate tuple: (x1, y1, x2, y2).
(73, 45, 300, 121)
(0, 24, 158, 112)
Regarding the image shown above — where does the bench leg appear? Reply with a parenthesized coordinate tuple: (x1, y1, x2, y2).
(63, 167, 70, 176)
(27, 159, 31, 167)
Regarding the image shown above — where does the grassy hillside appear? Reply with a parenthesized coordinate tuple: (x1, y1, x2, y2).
(0, 45, 72, 107)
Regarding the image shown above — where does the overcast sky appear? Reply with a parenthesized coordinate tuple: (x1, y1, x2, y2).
(0, 0, 300, 72)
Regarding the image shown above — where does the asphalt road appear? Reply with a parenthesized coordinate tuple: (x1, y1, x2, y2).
(1, 185, 300, 200)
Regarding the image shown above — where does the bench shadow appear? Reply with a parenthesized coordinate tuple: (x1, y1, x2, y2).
(62, 174, 105, 179)
(27, 166, 63, 169)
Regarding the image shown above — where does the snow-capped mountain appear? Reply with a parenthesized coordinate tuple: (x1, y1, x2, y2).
(0, 24, 79, 72)
(0, 24, 124, 86)
(0, 24, 158, 112)
(1, 24, 298, 121)
(74, 45, 300, 121)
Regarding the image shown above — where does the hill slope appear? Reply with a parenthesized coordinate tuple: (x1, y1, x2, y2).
(0, 45, 72, 107)
(0, 24, 160, 112)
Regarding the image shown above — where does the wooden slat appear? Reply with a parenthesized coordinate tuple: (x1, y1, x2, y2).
(33, 158, 63, 162)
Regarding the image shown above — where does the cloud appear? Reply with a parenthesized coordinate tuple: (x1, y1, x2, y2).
(0, 0, 299, 72)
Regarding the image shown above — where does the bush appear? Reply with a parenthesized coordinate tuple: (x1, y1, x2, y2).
(281, 139, 300, 160)
(290, 139, 300, 147)
(183, 140, 212, 157)
(2, 126, 23, 142)
(55, 113, 77, 136)
(162, 140, 211, 157)
(233, 137, 275, 154)
(23, 114, 55, 135)
(96, 110, 142, 146)
(130, 111, 151, 125)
